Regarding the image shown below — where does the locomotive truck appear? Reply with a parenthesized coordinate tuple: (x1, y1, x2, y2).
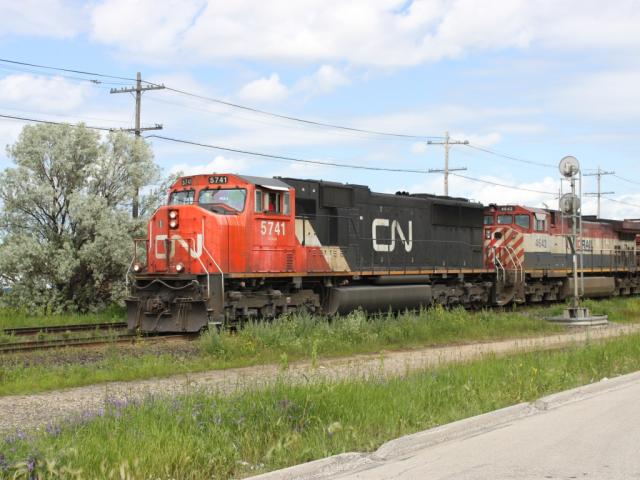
(126, 173, 640, 332)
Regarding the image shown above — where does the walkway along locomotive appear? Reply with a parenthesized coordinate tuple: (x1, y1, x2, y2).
(126, 174, 640, 332)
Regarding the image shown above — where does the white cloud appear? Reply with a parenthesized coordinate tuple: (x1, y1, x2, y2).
(169, 155, 249, 176)
(460, 132, 501, 146)
(555, 70, 640, 120)
(0, 121, 24, 164)
(0, 74, 90, 112)
(598, 196, 640, 220)
(87, 0, 640, 67)
(237, 74, 289, 104)
(488, 123, 548, 135)
(295, 65, 349, 96)
(411, 142, 428, 154)
(0, 0, 82, 38)
(90, 0, 203, 59)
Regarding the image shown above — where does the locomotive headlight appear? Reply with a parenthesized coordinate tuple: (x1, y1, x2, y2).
(175, 263, 185, 273)
(169, 219, 179, 229)
(132, 262, 143, 273)
(168, 210, 178, 219)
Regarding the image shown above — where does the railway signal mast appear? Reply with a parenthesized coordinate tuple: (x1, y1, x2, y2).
(548, 156, 608, 326)
(427, 131, 469, 196)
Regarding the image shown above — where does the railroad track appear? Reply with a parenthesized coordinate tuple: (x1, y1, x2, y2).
(0, 332, 195, 354)
(2, 321, 128, 337)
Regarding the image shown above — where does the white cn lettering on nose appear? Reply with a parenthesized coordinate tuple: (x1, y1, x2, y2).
(372, 218, 413, 253)
(155, 234, 203, 259)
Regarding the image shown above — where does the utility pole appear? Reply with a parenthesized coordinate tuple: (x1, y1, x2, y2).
(584, 166, 614, 219)
(110, 72, 165, 218)
(427, 131, 469, 196)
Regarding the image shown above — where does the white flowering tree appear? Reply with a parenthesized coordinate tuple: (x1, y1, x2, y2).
(0, 123, 163, 313)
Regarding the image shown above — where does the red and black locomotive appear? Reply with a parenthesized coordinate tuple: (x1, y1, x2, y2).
(126, 173, 640, 332)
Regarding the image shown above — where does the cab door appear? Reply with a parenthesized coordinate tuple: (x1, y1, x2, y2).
(252, 188, 295, 272)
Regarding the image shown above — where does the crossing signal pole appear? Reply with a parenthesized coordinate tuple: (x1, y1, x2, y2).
(584, 166, 614, 219)
(427, 131, 469, 196)
(110, 72, 165, 218)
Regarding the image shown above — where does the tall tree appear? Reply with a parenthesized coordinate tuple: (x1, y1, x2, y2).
(0, 123, 160, 312)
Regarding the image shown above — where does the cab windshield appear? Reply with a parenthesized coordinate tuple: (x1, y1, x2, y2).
(169, 190, 195, 205)
(199, 188, 247, 214)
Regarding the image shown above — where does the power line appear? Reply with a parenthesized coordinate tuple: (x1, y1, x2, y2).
(465, 143, 556, 168)
(144, 94, 415, 142)
(146, 134, 561, 195)
(449, 172, 558, 196)
(0, 112, 115, 131)
(0, 57, 135, 82)
(612, 173, 640, 186)
(0, 57, 440, 141)
(145, 134, 429, 173)
(0, 64, 130, 86)
(603, 197, 640, 210)
(160, 86, 436, 140)
(0, 111, 568, 197)
(0, 104, 131, 126)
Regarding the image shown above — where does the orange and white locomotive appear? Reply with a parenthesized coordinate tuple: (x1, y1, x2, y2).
(484, 204, 638, 304)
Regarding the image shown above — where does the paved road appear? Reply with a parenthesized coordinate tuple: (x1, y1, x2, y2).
(252, 372, 640, 480)
(340, 378, 640, 479)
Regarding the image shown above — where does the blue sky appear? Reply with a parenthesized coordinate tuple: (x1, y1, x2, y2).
(1, 0, 640, 218)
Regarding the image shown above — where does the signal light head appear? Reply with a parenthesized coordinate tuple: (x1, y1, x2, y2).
(169, 219, 178, 229)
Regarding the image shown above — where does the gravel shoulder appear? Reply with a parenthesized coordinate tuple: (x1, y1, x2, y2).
(2, 323, 640, 435)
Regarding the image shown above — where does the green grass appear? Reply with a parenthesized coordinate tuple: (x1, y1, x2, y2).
(3, 332, 640, 479)
(0, 305, 125, 330)
(2, 297, 640, 397)
(200, 305, 562, 359)
(0, 306, 562, 396)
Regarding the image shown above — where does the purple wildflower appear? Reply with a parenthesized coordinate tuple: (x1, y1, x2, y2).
(106, 397, 129, 410)
(4, 429, 27, 445)
(45, 424, 61, 437)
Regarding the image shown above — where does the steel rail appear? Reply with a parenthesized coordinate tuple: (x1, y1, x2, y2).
(2, 322, 128, 337)
(0, 332, 194, 354)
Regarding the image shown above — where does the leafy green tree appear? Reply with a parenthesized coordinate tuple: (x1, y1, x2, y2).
(0, 123, 161, 313)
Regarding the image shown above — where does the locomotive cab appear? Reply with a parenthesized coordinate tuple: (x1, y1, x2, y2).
(127, 174, 299, 332)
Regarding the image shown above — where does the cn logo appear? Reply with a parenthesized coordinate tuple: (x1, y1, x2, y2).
(155, 234, 203, 259)
(372, 219, 413, 252)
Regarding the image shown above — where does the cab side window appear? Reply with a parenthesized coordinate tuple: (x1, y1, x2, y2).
(256, 190, 282, 214)
(515, 214, 531, 229)
(255, 190, 263, 212)
(265, 192, 281, 213)
(283, 193, 290, 215)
